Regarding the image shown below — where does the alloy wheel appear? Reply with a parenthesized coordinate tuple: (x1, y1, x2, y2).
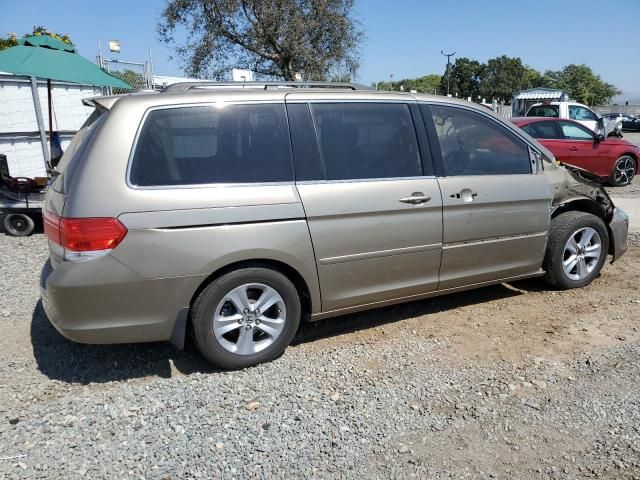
(614, 157, 635, 185)
(562, 227, 602, 281)
(212, 283, 286, 355)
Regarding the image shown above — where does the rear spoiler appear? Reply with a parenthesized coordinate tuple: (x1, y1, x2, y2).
(82, 95, 123, 111)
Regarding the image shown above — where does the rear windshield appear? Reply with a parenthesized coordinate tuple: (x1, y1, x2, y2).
(50, 110, 105, 193)
(527, 105, 559, 117)
(129, 103, 293, 186)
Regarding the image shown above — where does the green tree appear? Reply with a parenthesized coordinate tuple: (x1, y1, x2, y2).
(541, 64, 619, 105)
(441, 57, 484, 98)
(480, 55, 532, 102)
(524, 66, 544, 89)
(376, 74, 441, 94)
(158, 0, 363, 81)
(30, 26, 73, 45)
(0, 27, 73, 52)
(0, 32, 18, 51)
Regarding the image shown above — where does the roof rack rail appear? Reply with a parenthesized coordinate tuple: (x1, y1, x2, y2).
(162, 81, 373, 94)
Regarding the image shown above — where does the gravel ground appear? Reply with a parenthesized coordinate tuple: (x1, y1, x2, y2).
(1, 233, 640, 478)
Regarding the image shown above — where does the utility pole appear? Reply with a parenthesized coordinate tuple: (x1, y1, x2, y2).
(441, 50, 456, 96)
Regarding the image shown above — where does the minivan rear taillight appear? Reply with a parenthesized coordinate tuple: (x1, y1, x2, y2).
(44, 211, 127, 261)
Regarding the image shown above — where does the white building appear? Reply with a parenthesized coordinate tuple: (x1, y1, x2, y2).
(0, 74, 100, 178)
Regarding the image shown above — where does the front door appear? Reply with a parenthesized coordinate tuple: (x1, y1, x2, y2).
(556, 120, 611, 178)
(286, 99, 443, 312)
(422, 103, 551, 290)
(569, 104, 599, 133)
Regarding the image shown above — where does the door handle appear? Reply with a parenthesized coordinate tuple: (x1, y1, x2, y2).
(399, 192, 431, 205)
(449, 189, 478, 202)
(569, 146, 578, 152)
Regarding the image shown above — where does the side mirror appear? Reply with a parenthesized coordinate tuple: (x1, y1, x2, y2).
(596, 133, 605, 142)
(597, 117, 604, 128)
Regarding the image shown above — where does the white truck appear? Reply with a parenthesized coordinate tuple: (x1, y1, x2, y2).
(526, 101, 623, 138)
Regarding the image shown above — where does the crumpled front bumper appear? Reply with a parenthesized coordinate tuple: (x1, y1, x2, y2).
(609, 207, 629, 263)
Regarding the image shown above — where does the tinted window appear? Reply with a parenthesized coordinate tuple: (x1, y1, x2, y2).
(569, 105, 597, 121)
(527, 105, 559, 117)
(430, 105, 531, 176)
(130, 104, 292, 186)
(286, 103, 324, 181)
(520, 121, 560, 139)
(559, 121, 594, 140)
(310, 103, 422, 180)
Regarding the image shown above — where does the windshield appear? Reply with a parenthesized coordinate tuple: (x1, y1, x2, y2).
(527, 105, 560, 118)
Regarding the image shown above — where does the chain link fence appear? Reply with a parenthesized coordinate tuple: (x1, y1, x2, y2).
(100, 59, 152, 94)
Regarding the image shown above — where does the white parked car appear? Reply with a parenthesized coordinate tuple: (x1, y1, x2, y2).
(526, 101, 623, 138)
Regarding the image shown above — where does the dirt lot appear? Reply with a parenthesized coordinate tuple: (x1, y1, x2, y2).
(0, 226, 639, 478)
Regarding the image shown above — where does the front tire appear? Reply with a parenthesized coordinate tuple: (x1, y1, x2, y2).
(191, 267, 301, 369)
(543, 211, 608, 289)
(609, 155, 636, 186)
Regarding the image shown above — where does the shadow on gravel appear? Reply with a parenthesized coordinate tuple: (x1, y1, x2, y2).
(31, 279, 536, 383)
(292, 281, 531, 345)
(30, 300, 218, 384)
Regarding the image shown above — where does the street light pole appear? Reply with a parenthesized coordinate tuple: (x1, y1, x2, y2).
(441, 50, 456, 96)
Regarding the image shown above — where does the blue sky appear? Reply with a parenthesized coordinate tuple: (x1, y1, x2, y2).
(2, 0, 639, 93)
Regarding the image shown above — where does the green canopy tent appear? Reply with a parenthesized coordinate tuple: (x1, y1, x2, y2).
(0, 35, 131, 172)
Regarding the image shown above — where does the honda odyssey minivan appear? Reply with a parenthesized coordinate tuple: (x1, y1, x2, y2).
(41, 82, 629, 369)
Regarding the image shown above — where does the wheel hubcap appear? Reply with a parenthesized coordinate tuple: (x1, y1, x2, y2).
(562, 227, 602, 281)
(615, 157, 635, 185)
(9, 216, 27, 232)
(213, 283, 286, 355)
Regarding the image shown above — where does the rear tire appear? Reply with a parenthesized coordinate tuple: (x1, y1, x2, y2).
(543, 211, 608, 290)
(609, 155, 636, 186)
(191, 267, 301, 369)
(4, 213, 35, 237)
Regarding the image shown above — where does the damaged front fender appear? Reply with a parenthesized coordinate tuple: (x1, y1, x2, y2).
(547, 167, 628, 263)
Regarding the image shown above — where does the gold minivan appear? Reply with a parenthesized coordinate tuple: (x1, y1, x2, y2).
(41, 82, 629, 369)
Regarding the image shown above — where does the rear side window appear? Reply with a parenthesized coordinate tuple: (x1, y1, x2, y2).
(129, 104, 292, 186)
(429, 105, 531, 176)
(309, 103, 422, 180)
(527, 105, 559, 118)
(520, 121, 560, 139)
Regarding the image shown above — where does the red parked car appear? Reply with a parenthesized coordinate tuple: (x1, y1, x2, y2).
(512, 117, 639, 186)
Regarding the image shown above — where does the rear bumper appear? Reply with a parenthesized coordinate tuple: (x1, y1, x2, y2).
(40, 256, 204, 344)
(609, 207, 629, 263)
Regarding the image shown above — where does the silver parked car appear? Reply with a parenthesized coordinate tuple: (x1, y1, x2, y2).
(41, 82, 629, 369)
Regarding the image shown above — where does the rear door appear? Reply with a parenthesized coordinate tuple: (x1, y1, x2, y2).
(287, 97, 443, 312)
(422, 103, 551, 289)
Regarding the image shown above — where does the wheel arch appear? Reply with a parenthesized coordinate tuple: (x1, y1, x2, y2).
(551, 198, 614, 256)
(619, 152, 638, 165)
(189, 258, 314, 322)
(551, 198, 607, 222)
